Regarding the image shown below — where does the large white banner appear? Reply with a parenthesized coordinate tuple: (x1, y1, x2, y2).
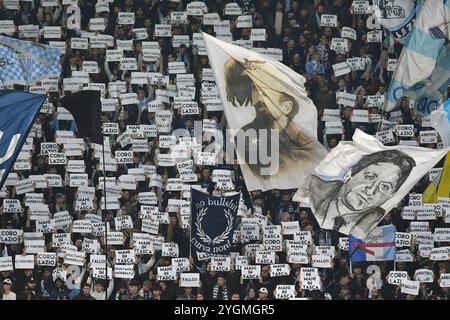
(295, 129, 449, 239)
(203, 33, 327, 191)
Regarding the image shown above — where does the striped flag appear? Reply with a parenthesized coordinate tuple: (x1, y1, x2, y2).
(349, 225, 396, 261)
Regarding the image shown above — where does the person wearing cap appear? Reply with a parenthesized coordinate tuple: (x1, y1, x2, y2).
(2, 279, 16, 300)
(258, 287, 269, 300)
(125, 279, 142, 300)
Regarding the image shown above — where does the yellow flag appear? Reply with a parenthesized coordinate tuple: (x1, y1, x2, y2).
(423, 181, 437, 203)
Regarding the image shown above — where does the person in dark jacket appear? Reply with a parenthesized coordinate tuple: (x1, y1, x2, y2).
(73, 283, 95, 300)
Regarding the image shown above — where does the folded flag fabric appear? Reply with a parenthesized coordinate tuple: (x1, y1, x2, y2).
(349, 224, 396, 261)
(60, 91, 103, 145)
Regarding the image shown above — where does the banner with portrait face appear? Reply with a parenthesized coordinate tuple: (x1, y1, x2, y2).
(295, 129, 449, 239)
(203, 33, 327, 192)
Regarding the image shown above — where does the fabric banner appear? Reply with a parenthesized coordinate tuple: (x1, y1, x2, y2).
(190, 188, 239, 255)
(295, 129, 449, 239)
(349, 224, 396, 261)
(0, 35, 61, 85)
(0, 90, 46, 190)
(384, 0, 450, 116)
(203, 32, 327, 192)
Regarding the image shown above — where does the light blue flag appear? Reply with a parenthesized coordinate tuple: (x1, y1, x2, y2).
(0, 90, 46, 189)
(384, 0, 450, 116)
(0, 36, 61, 86)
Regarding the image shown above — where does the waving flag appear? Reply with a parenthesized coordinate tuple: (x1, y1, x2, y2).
(349, 225, 396, 261)
(60, 91, 103, 144)
(384, 0, 450, 116)
(294, 129, 449, 239)
(0, 36, 61, 86)
(430, 99, 450, 148)
(0, 90, 46, 189)
(203, 32, 327, 191)
(190, 188, 239, 255)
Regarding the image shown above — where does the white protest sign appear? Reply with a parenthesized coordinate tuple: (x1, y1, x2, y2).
(236, 15, 252, 28)
(395, 232, 412, 247)
(275, 285, 295, 300)
(375, 130, 395, 145)
(396, 124, 414, 137)
(312, 255, 332, 268)
(64, 250, 86, 266)
(351, 109, 370, 123)
(388, 271, 409, 285)
(14, 255, 35, 269)
(300, 267, 321, 290)
(118, 12, 135, 25)
(36, 252, 57, 267)
(0, 257, 13, 272)
(157, 266, 177, 281)
(241, 265, 261, 279)
(332, 62, 351, 77)
(414, 269, 434, 283)
(400, 279, 420, 295)
(325, 121, 344, 135)
(420, 130, 438, 144)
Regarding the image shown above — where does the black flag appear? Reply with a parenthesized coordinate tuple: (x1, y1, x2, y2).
(60, 90, 102, 144)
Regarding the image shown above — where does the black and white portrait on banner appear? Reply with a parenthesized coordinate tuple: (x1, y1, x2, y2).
(203, 33, 328, 192)
(295, 129, 450, 239)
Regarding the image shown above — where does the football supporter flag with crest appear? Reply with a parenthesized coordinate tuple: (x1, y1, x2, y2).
(349, 225, 396, 261)
(190, 188, 239, 255)
(203, 32, 327, 192)
(0, 90, 46, 190)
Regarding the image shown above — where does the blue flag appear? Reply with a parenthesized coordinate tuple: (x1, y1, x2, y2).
(349, 225, 397, 262)
(191, 188, 240, 255)
(0, 36, 61, 86)
(0, 90, 46, 189)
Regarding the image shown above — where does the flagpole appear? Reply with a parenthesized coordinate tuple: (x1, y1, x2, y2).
(101, 134, 108, 300)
